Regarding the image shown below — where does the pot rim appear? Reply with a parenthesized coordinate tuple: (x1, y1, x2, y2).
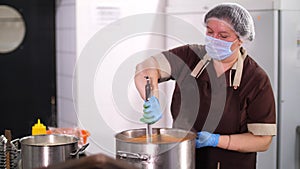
(20, 134, 79, 147)
(115, 127, 196, 144)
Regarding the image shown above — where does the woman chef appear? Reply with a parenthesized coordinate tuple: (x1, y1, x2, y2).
(134, 3, 276, 169)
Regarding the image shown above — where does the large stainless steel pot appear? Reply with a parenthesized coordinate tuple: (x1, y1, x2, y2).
(19, 134, 88, 169)
(115, 128, 196, 169)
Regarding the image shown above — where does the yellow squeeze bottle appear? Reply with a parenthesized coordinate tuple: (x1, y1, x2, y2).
(32, 119, 46, 135)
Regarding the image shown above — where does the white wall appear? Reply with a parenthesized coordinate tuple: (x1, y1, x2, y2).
(278, 10, 300, 169)
(75, 0, 167, 155)
(56, 0, 169, 156)
(277, 0, 300, 10)
(166, 0, 275, 11)
(55, 0, 78, 127)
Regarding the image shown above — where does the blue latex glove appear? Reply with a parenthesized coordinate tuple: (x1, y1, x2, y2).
(140, 96, 162, 124)
(195, 131, 220, 148)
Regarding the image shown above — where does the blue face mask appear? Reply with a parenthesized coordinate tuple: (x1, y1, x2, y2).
(205, 35, 237, 60)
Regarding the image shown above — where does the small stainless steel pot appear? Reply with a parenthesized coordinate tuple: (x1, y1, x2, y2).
(19, 134, 88, 169)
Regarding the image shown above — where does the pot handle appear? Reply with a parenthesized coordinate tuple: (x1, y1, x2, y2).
(117, 151, 150, 161)
(11, 138, 21, 152)
(70, 143, 89, 156)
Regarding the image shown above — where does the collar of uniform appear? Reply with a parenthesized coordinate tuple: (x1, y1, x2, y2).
(230, 47, 247, 89)
(190, 54, 211, 78)
(191, 47, 247, 89)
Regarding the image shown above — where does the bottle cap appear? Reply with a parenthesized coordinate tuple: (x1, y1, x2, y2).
(32, 119, 46, 135)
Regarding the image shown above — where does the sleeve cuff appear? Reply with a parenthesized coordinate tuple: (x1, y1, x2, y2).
(247, 123, 277, 136)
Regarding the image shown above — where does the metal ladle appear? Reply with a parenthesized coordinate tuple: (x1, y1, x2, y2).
(145, 76, 152, 143)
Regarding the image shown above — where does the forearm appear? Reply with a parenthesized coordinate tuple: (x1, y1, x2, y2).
(217, 132, 273, 152)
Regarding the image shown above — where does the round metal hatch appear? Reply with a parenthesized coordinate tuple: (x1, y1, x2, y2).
(0, 5, 26, 54)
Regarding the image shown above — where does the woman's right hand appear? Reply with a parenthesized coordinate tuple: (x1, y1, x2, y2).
(140, 96, 162, 124)
(134, 68, 160, 100)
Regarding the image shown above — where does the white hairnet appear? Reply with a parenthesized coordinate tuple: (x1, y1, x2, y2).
(204, 3, 255, 42)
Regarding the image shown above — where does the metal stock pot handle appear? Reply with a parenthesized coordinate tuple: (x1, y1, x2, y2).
(11, 138, 21, 152)
(117, 150, 150, 161)
(70, 143, 89, 156)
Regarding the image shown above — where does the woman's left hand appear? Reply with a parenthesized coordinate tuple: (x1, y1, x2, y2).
(196, 131, 220, 148)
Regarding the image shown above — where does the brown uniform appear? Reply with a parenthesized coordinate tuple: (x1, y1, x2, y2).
(154, 44, 276, 169)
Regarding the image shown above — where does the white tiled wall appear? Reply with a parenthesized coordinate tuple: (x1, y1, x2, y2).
(55, 0, 78, 127)
(56, 0, 166, 155)
(76, 0, 167, 155)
